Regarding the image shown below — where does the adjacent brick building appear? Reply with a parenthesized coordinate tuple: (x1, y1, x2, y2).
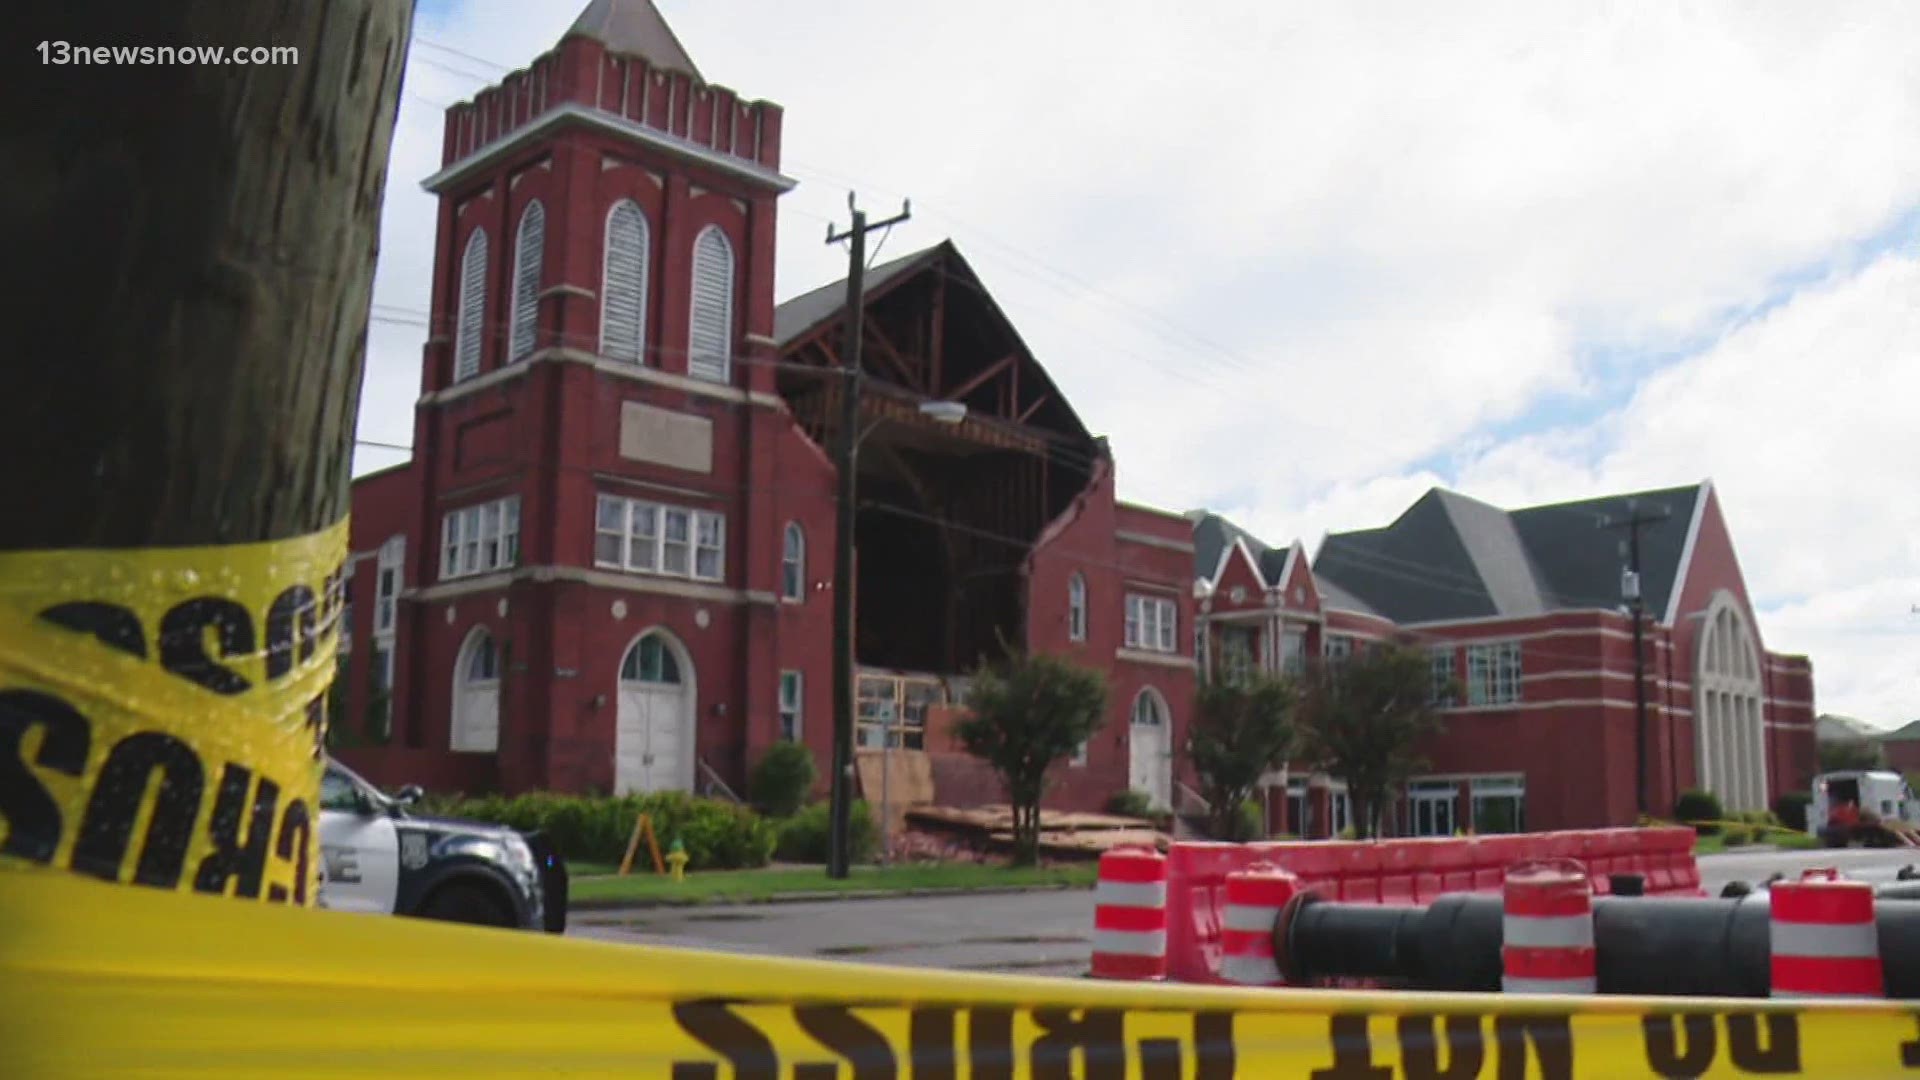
(1193, 483, 1818, 837)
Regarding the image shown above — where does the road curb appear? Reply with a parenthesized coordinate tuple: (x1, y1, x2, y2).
(570, 881, 1091, 912)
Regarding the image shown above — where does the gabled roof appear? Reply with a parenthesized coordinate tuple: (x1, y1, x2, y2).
(1190, 512, 1277, 587)
(1313, 482, 1706, 625)
(1874, 719, 1920, 744)
(1510, 484, 1700, 616)
(771, 240, 1095, 448)
(1315, 574, 1382, 618)
(566, 0, 703, 81)
(773, 243, 942, 348)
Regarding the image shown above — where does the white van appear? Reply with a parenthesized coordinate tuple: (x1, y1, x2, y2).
(1809, 770, 1919, 840)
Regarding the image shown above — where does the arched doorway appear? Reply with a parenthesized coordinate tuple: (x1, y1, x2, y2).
(615, 629, 696, 794)
(450, 627, 500, 752)
(1695, 593, 1766, 812)
(1128, 687, 1173, 811)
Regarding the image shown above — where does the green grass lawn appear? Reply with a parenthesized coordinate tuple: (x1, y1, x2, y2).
(1693, 829, 1819, 856)
(570, 862, 1097, 906)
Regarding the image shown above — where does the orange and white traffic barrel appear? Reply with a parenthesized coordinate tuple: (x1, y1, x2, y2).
(1219, 862, 1296, 986)
(1501, 859, 1596, 994)
(1770, 868, 1882, 998)
(1090, 846, 1167, 980)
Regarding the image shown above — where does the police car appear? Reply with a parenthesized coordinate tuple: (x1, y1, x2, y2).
(318, 757, 567, 932)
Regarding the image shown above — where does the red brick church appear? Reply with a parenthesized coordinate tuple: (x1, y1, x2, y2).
(334, 0, 1198, 812)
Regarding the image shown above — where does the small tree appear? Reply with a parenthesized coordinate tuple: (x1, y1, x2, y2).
(1188, 674, 1297, 840)
(958, 651, 1108, 866)
(1299, 643, 1445, 838)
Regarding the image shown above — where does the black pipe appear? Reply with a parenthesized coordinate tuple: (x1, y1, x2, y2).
(1278, 892, 1920, 997)
(1592, 895, 1771, 996)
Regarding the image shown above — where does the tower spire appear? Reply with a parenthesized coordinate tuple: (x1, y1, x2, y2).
(565, 0, 703, 81)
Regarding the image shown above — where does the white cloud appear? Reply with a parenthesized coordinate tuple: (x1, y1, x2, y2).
(354, 0, 1920, 721)
(1291, 251, 1920, 724)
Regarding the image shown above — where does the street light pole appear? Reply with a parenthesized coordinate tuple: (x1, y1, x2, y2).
(1602, 497, 1671, 819)
(824, 194, 910, 879)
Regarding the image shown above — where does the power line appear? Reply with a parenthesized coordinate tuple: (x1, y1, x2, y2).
(401, 35, 1272, 388)
(414, 37, 511, 75)
(346, 437, 1663, 670)
(353, 322, 1125, 469)
(784, 160, 1263, 379)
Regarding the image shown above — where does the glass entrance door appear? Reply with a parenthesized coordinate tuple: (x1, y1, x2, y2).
(1406, 781, 1458, 836)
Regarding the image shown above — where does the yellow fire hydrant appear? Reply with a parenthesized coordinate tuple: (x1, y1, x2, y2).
(665, 837, 689, 883)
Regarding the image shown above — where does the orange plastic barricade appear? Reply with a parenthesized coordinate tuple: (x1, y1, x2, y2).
(1771, 869, 1883, 998)
(1334, 842, 1383, 904)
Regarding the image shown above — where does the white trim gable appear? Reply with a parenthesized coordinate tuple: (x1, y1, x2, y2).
(1662, 479, 1714, 628)
(1267, 539, 1318, 607)
(1210, 535, 1268, 593)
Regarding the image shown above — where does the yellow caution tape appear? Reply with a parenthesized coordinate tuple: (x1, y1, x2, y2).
(0, 521, 347, 905)
(3, 870, 1919, 1078)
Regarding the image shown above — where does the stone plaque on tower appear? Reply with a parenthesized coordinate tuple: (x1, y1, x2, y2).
(619, 400, 713, 473)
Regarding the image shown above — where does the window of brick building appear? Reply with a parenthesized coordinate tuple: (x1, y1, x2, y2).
(1466, 642, 1522, 705)
(1124, 594, 1177, 653)
(595, 494, 725, 584)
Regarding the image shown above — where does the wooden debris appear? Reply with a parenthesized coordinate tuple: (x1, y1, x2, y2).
(907, 803, 1168, 859)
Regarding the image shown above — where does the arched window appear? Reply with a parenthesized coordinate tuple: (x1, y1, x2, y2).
(621, 631, 682, 684)
(781, 523, 805, 602)
(451, 627, 500, 752)
(1067, 572, 1087, 642)
(687, 225, 735, 382)
(599, 200, 650, 362)
(1132, 687, 1169, 727)
(1694, 595, 1766, 813)
(453, 229, 489, 381)
(507, 200, 545, 362)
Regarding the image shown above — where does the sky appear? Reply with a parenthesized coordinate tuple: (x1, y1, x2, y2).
(355, 0, 1920, 727)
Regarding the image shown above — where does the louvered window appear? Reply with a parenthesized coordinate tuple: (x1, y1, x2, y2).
(687, 225, 734, 382)
(453, 229, 488, 381)
(600, 200, 650, 362)
(507, 201, 544, 363)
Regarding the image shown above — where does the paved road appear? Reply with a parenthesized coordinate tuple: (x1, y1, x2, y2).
(567, 847, 1920, 977)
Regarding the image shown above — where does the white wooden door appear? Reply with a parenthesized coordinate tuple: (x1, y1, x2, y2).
(1129, 691, 1172, 810)
(615, 687, 684, 795)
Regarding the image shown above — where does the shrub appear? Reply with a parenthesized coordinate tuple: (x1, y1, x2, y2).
(749, 741, 817, 819)
(1774, 792, 1813, 832)
(1674, 789, 1724, 834)
(1231, 799, 1265, 842)
(1106, 790, 1155, 819)
(420, 790, 775, 870)
(775, 800, 880, 864)
(1721, 826, 1751, 847)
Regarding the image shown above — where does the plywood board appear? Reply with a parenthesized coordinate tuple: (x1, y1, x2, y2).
(856, 749, 934, 836)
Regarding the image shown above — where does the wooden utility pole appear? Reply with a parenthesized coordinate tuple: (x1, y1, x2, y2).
(1, 3, 413, 904)
(1601, 498, 1672, 818)
(822, 193, 910, 879)
(4, 2, 414, 548)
